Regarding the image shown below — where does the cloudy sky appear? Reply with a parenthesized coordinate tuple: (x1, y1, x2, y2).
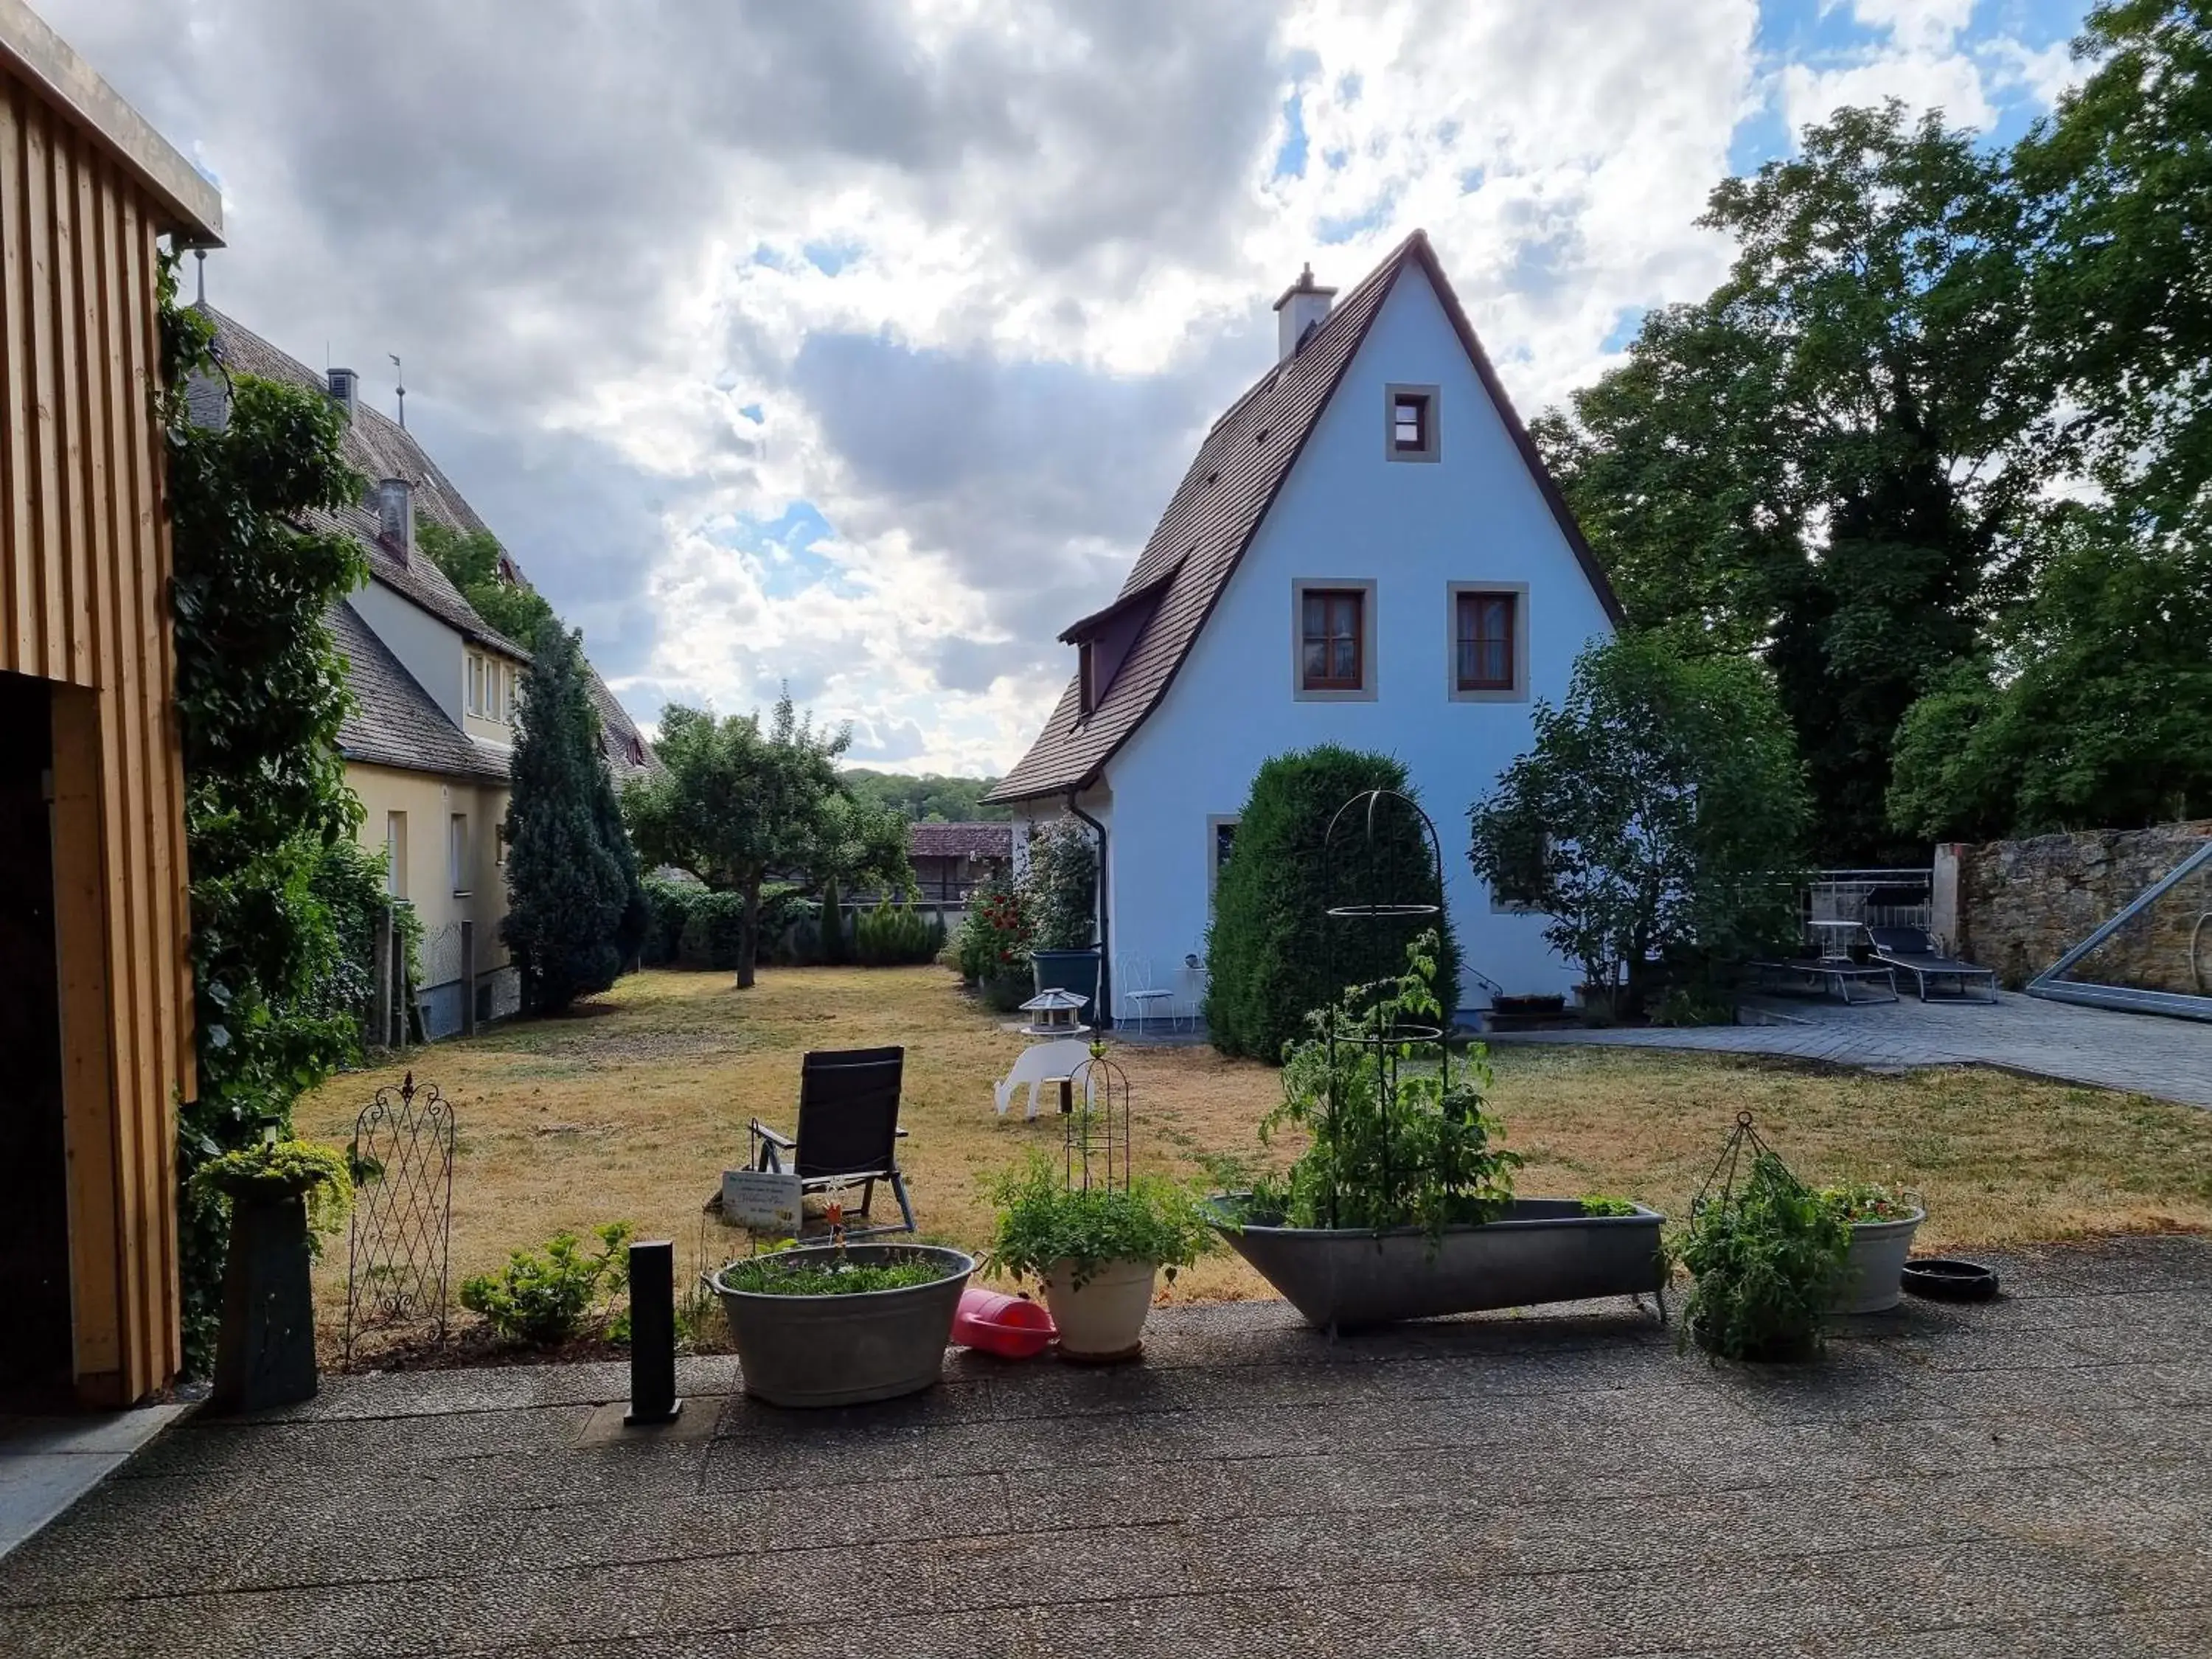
(50, 0, 2089, 774)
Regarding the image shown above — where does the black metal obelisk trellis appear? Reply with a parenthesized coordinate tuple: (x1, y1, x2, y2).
(1319, 788, 1450, 1231)
(344, 1072, 455, 1360)
(1060, 1048, 1133, 1194)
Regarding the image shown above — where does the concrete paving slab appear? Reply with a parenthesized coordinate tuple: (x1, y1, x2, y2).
(2, 1238, 2209, 1656)
(1489, 989, 2212, 1106)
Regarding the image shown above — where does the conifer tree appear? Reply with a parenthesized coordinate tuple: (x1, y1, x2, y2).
(504, 620, 639, 1012)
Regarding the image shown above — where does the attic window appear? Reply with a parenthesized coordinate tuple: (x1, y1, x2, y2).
(1386, 384, 1439, 462)
(1078, 639, 1099, 717)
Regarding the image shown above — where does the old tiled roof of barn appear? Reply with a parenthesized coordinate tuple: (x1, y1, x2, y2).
(908, 821, 1014, 860)
(986, 230, 1621, 804)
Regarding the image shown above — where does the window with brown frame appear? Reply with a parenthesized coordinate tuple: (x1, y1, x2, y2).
(1455, 591, 1516, 692)
(1078, 639, 1097, 717)
(1301, 588, 1364, 690)
(1391, 392, 1429, 453)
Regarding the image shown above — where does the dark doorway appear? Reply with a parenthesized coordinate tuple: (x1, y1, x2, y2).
(0, 669, 72, 1406)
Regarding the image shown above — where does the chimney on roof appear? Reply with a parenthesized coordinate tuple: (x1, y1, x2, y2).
(375, 478, 415, 562)
(327, 366, 358, 419)
(1272, 262, 1337, 363)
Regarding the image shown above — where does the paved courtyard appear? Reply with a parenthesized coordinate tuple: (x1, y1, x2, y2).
(3, 1236, 2210, 1657)
(1491, 990, 2212, 1107)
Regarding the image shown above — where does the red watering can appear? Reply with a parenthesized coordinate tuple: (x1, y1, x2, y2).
(952, 1287, 1056, 1359)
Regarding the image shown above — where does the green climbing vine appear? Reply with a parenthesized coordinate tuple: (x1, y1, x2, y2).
(159, 255, 380, 1368)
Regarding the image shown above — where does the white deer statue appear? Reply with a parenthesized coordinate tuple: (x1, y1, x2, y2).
(992, 1040, 1099, 1120)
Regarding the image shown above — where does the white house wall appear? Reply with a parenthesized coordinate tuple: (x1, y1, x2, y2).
(350, 578, 467, 726)
(1107, 262, 1615, 1012)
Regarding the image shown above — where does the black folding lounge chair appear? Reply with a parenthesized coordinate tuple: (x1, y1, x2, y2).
(748, 1046, 917, 1237)
(1866, 927, 2000, 1003)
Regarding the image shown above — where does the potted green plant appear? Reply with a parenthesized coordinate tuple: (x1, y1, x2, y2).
(985, 1152, 1215, 1360)
(189, 1140, 352, 1411)
(1679, 1150, 1851, 1361)
(1022, 819, 1100, 1006)
(707, 1237, 975, 1407)
(1818, 1181, 1926, 1314)
(1207, 935, 1668, 1329)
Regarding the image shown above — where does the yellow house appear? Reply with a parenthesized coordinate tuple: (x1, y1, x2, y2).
(191, 310, 655, 1036)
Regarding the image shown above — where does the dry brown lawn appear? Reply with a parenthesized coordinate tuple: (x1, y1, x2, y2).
(303, 964, 2212, 1353)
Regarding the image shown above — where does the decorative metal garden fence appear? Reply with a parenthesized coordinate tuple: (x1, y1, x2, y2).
(344, 1072, 456, 1359)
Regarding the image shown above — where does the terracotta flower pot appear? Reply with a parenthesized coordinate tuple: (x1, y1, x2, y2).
(1040, 1258, 1158, 1362)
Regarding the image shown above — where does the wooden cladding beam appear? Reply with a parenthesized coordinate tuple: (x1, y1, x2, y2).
(2, 72, 194, 1404)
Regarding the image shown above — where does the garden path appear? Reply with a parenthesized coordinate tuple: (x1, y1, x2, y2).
(4, 1235, 2210, 1656)
(1489, 990, 2212, 1107)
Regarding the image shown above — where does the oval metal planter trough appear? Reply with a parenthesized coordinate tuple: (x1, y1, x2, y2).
(711, 1243, 975, 1408)
(1208, 1197, 1668, 1329)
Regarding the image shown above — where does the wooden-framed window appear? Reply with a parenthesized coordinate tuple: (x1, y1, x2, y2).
(1393, 394, 1426, 451)
(1385, 383, 1439, 462)
(1078, 639, 1097, 717)
(1456, 591, 1515, 690)
(1300, 587, 1364, 691)
(1446, 582, 1528, 701)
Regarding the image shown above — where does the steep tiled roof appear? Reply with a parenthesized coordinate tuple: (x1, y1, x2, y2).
(987, 230, 1623, 804)
(198, 305, 661, 785)
(908, 821, 1013, 860)
(329, 601, 509, 782)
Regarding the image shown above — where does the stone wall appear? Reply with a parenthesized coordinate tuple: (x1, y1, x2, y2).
(1938, 821, 2212, 992)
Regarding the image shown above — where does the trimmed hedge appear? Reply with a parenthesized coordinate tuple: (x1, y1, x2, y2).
(643, 878, 810, 969)
(854, 901, 946, 966)
(1204, 745, 1461, 1061)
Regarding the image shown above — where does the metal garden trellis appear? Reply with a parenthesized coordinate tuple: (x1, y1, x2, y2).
(1319, 787, 1450, 1232)
(1060, 1046, 1133, 1194)
(344, 1071, 456, 1360)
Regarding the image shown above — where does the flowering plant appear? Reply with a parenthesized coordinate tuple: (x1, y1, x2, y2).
(1817, 1181, 1921, 1224)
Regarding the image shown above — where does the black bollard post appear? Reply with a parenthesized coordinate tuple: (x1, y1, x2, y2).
(624, 1239, 684, 1426)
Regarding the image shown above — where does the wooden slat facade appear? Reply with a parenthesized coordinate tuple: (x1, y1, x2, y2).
(1, 5, 218, 1405)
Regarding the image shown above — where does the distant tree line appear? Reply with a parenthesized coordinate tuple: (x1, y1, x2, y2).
(840, 768, 1011, 823)
(1535, 2, 2212, 858)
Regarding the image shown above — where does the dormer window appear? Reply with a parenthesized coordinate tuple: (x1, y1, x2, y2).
(1386, 384, 1439, 462)
(467, 651, 515, 726)
(1079, 640, 1098, 717)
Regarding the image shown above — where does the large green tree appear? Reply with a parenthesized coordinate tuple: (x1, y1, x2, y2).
(161, 269, 378, 1363)
(1539, 102, 2055, 860)
(1888, 508, 2212, 839)
(502, 619, 646, 1012)
(625, 695, 911, 986)
(1470, 633, 1809, 1012)
(418, 521, 557, 647)
(2020, 0, 2212, 549)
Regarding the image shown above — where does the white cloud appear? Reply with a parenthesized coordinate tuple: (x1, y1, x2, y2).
(40, 0, 2089, 776)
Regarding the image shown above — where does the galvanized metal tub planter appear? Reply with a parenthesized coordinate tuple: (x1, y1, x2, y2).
(1208, 1197, 1667, 1329)
(710, 1243, 975, 1408)
(1836, 1208, 1926, 1315)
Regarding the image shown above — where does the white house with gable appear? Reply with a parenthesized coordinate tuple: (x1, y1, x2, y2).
(987, 230, 1623, 1021)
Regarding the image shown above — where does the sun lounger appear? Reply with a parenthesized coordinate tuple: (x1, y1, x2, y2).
(1750, 958, 1899, 1004)
(1866, 927, 2000, 1003)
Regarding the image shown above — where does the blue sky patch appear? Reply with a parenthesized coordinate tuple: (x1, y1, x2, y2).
(804, 240, 860, 276)
(1272, 88, 1309, 180)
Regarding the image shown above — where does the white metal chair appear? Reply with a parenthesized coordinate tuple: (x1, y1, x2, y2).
(993, 1040, 1096, 1120)
(1117, 954, 1177, 1032)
